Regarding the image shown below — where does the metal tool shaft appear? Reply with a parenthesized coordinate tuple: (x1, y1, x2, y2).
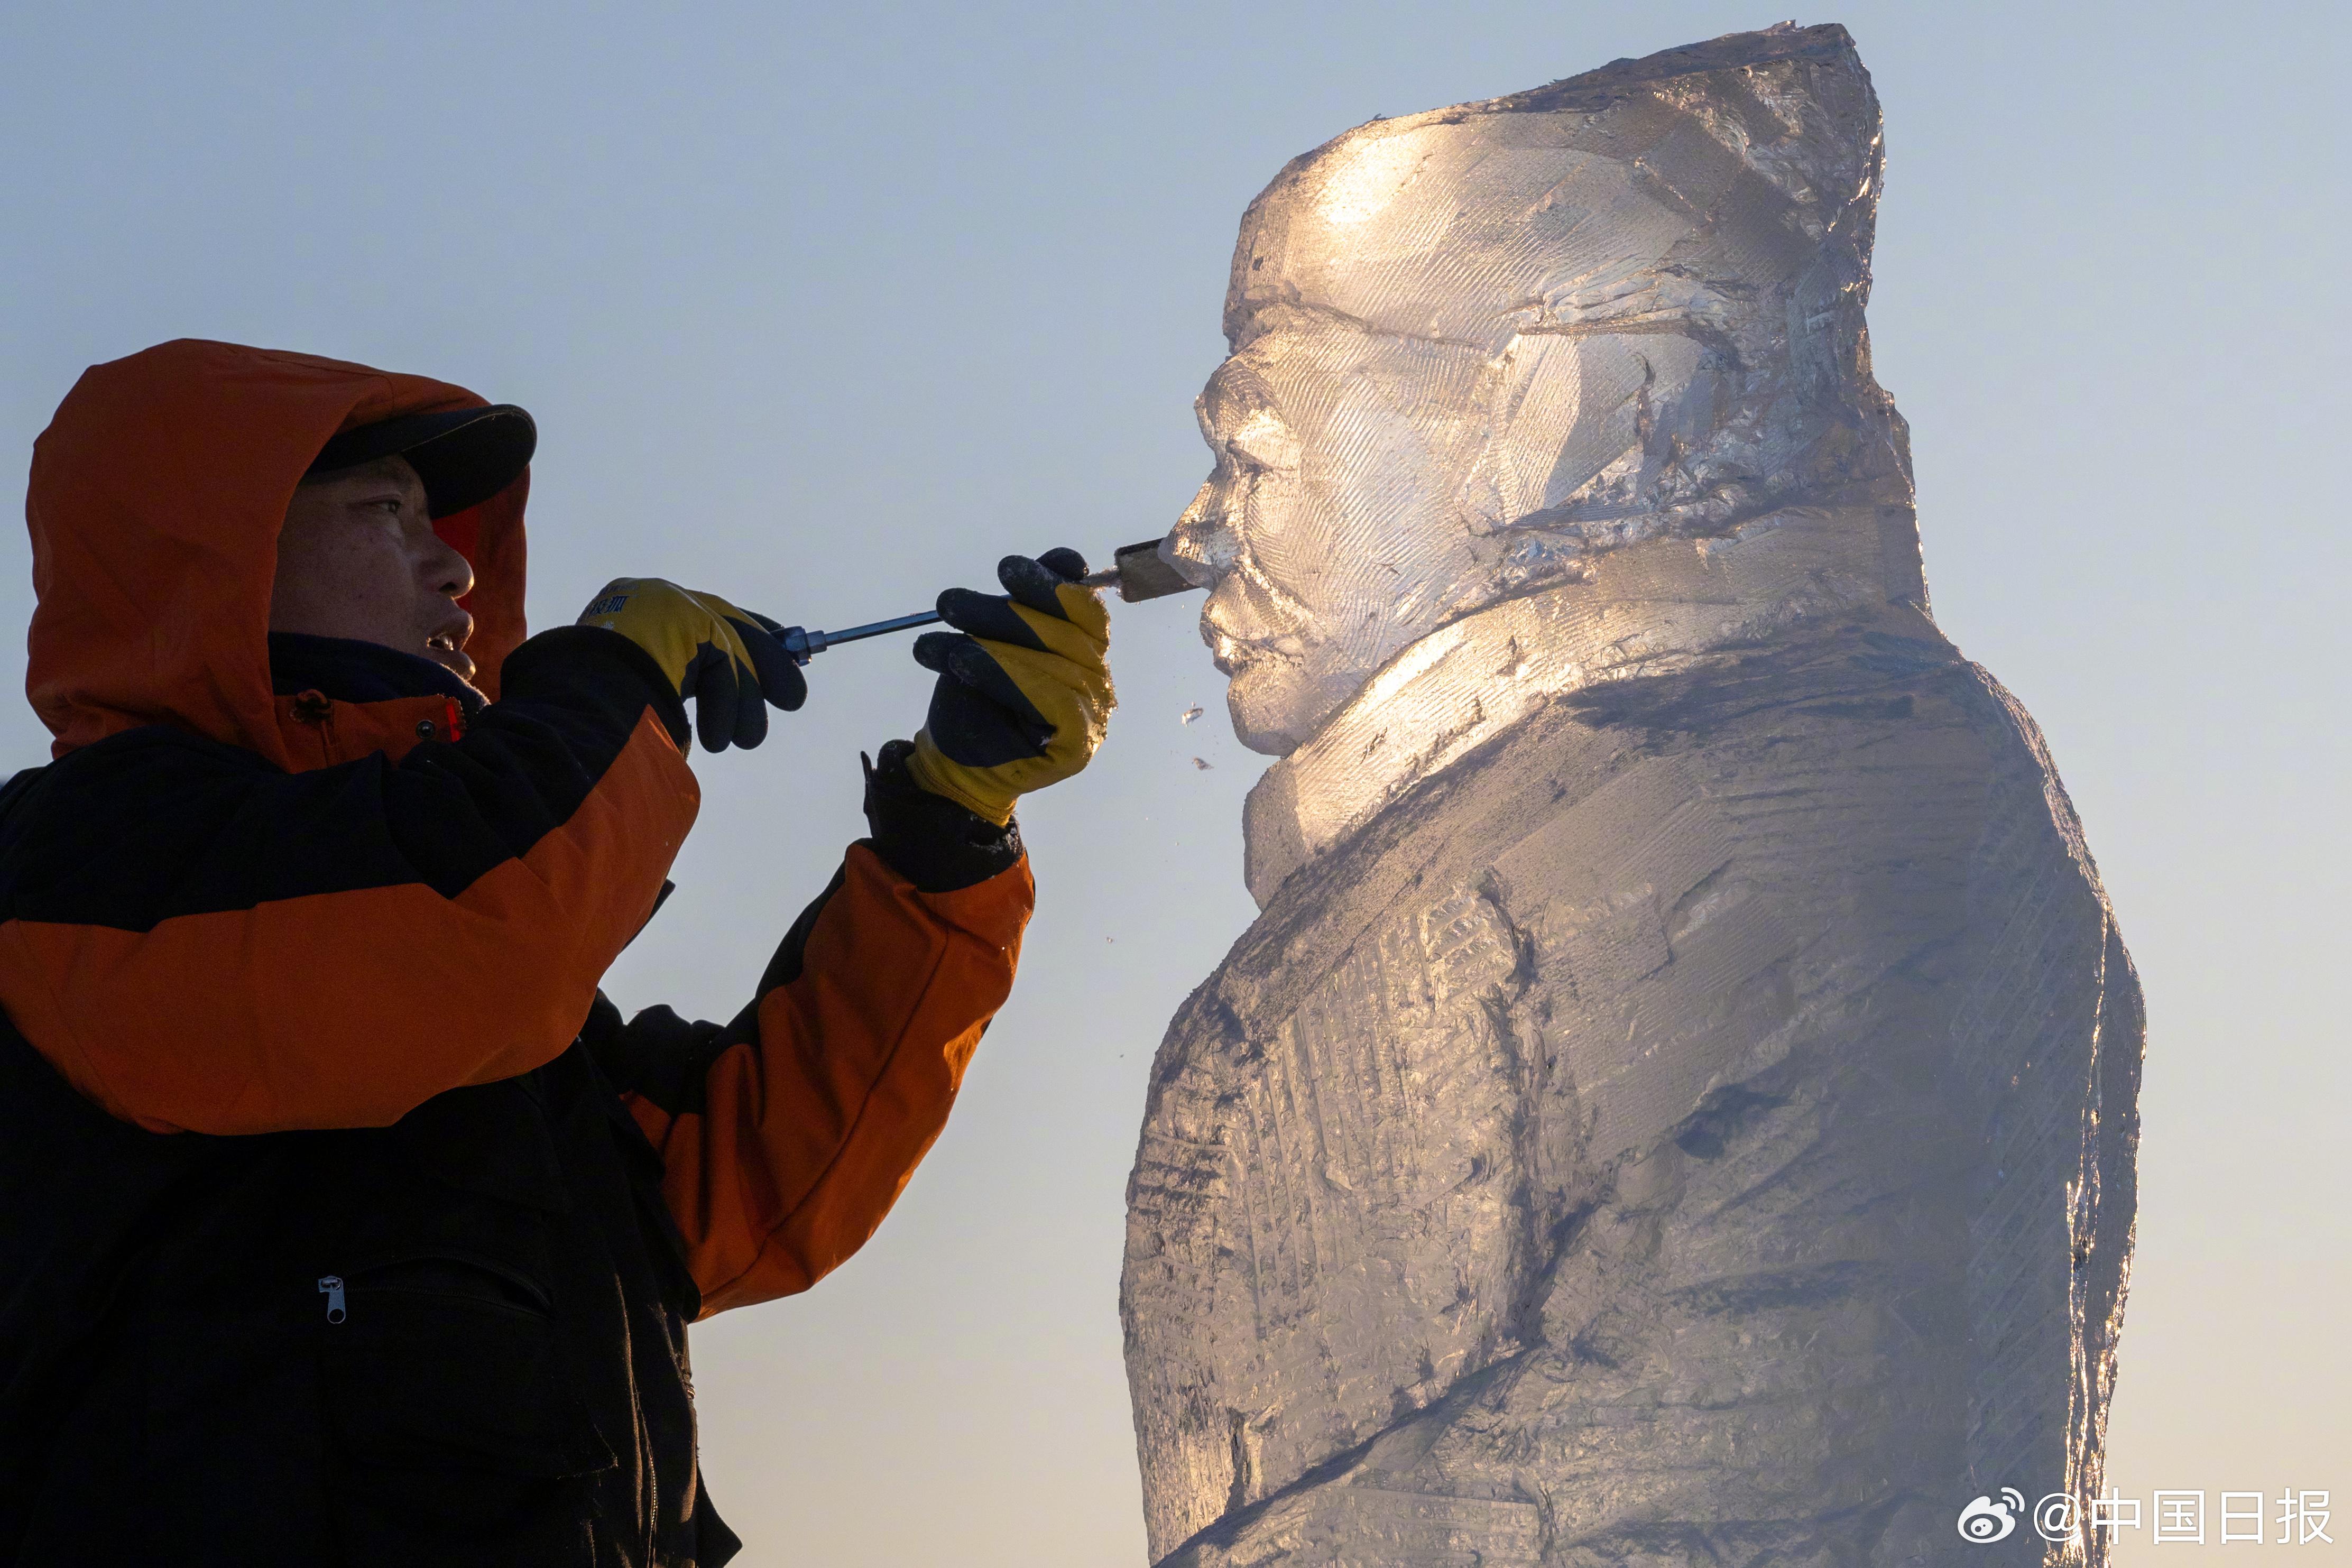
(776, 541, 1182, 665)
(817, 610, 942, 647)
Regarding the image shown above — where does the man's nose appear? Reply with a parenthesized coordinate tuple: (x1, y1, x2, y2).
(426, 532, 475, 598)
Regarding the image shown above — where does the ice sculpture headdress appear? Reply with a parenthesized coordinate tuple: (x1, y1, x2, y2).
(1168, 24, 1922, 765)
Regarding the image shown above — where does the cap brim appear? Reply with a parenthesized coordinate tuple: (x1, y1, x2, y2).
(308, 404, 537, 518)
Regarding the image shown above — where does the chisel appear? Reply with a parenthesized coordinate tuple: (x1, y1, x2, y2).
(776, 537, 1194, 665)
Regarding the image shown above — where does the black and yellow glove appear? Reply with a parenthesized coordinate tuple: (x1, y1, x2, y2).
(906, 548, 1113, 824)
(578, 577, 806, 753)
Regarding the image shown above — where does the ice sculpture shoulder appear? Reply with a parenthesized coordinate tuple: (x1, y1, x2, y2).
(1126, 23, 2143, 1568)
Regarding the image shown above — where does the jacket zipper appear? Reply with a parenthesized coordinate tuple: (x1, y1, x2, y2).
(316, 1255, 552, 1324)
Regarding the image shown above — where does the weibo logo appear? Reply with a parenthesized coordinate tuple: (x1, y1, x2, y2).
(1958, 1488, 2026, 1543)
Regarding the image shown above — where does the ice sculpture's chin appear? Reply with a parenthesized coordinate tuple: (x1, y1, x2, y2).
(1223, 672, 1306, 758)
(1224, 650, 1383, 758)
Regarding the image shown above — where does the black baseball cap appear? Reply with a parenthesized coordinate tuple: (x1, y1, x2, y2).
(306, 404, 537, 518)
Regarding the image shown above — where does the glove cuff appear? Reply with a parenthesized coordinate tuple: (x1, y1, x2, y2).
(862, 741, 1023, 893)
(903, 736, 1019, 826)
(504, 625, 693, 752)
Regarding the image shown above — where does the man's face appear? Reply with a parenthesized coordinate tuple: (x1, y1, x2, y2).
(271, 455, 477, 681)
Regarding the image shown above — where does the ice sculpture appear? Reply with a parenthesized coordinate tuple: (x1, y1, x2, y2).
(1122, 24, 2143, 1568)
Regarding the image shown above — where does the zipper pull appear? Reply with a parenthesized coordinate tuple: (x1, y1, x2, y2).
(318, 1274, 347, 1324)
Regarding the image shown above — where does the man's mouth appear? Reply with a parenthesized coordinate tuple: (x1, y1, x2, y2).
(425, 619, 476, 681)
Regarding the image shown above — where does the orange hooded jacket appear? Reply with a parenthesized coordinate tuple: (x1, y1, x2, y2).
(1, 337, 1034, 1315)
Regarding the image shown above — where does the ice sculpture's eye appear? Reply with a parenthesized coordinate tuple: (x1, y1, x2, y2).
(1224, 406, 1298, 473)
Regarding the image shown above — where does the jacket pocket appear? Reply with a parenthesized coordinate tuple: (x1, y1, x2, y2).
(317, 1253, 616, 1566)
(334, 1251, 556, 1323)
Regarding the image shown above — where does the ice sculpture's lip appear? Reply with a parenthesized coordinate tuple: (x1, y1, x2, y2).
(1200, 577, 1306, 670)
(1206, 627, 1294, 684)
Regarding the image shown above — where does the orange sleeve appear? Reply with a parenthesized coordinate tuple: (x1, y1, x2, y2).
(0, 630, 700, 1135)
(617, 844, 1032, 1316)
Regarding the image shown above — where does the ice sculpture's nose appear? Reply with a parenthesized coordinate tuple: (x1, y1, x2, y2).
(1166, 479, 1239, 587)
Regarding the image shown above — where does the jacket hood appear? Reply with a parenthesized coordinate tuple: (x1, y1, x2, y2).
(24, 339, 531, 765)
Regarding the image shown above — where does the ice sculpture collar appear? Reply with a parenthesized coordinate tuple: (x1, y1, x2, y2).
(1240, 502, 1924, 906)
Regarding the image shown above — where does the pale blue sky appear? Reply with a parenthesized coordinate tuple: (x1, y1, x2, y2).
(4, 3, 2345, 1563)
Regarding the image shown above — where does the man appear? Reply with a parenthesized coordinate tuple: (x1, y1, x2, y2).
(0, 338, 1113, 1565)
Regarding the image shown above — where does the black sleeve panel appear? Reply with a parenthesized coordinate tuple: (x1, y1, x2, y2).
(588, 859, 849, 1122)
(753, 866, 848, 996)
(579, 990, 739, 1117)
(582, 742, 1015, 1123)
(859, 739, 1023, 893)
(0, 625, 686, 933)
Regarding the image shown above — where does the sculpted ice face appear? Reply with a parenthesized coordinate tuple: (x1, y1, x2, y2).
(1169, 40, 1894, 753)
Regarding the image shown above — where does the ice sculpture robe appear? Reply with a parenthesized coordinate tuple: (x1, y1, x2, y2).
(1122, 597, 2142, 1567)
